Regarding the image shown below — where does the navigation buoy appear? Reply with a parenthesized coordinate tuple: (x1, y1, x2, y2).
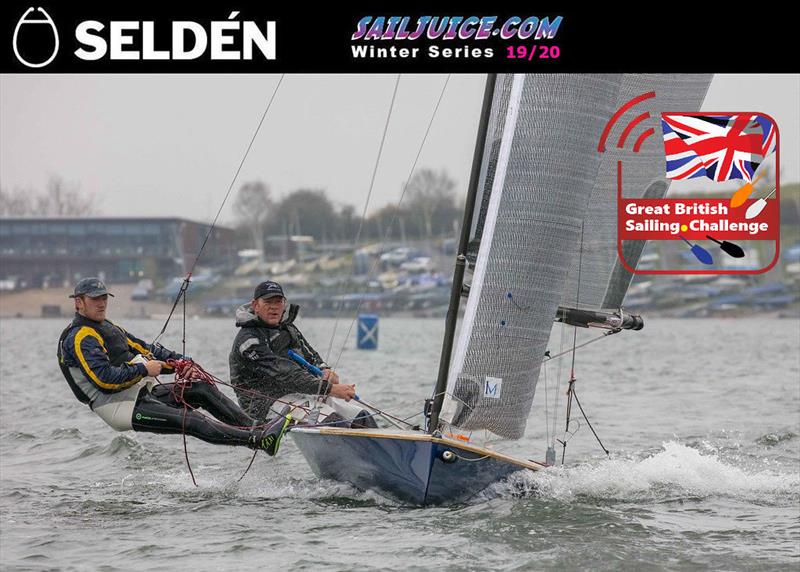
(745, 187, 777, 220)
(357, 314, 378, 350)
(13, 7, 59, 68)
(679, 235, 714, 265)
(706, 235, 745, 258)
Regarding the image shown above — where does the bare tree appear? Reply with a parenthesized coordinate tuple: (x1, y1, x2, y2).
(1, 176, 99, 216)
(406, 168, 457, 238)
(366, 203, 409, 241)
(34, 176, 99, 216)
(232, 181, 272, 254)
(0, 186, 34, 216)
(268, 189, 337, 241)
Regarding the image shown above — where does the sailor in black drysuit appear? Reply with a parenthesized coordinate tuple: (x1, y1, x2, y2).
(57, 277, 290, 455)
(229, 280, 376, 428)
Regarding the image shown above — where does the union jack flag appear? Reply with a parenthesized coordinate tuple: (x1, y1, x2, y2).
(661, 113, 777, 181)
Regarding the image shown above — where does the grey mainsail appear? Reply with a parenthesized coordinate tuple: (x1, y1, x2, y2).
(466, 74, 514, 265)
(441, 74, 712, 440)
(441, 74, 624, 439)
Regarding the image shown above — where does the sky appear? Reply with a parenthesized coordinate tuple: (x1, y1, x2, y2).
(1, 74, 798, 225)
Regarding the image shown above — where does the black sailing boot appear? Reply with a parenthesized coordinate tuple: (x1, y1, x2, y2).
(248, 406, 292, 456)
(350, 408, 378, 429)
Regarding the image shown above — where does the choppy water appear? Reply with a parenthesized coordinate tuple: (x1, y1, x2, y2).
(1, 317, 798, 571)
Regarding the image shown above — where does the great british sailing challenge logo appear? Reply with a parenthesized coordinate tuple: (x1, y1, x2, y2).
(600, 93, 780, 275)
(13, 7, 60, 68)
(350, 15, 563, 61)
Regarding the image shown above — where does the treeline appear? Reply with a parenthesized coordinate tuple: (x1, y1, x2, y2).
(0, 169, 464, 245)
(233, 168, 463, 247)
(0, 176, 100, 216)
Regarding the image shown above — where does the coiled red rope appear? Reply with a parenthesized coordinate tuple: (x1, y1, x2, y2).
(158, 359, 383, 485)
(162, 358, 311, 486)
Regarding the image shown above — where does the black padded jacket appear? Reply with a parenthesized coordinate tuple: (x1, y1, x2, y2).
(229, 303, 331, 421)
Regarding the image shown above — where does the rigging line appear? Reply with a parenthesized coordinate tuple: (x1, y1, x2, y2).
(173, 357, 433, 431)
(451, 453, 490, 462)
(543, 356, 550, 445)
(570, 220, 585, 377)
(356, 397, 416, 428)
(425, 388, 473, 434)
(571, 388, 610, 456)
(439, 388, 475, 414)
(237, 450, 259, 483)
(165, 360, 314, 419)
(181, 407, 198, 487)
(562, 221, 585, 464)
(174, 381, 198, 487)
(397, 411, 424, 424)
(153, 74, 286, 344)
(561, 377, 575, 465)
(172, 358, 414, 428)
(331, 73, 453, 371)
(325, 74, 403, 362)
(386, 395, 439, 413)
(553, 310, 566, 444)
(182, 286, 187, 356)
(543, 329, 620, 362)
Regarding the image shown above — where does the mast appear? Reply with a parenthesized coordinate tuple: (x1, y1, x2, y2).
(428, 73, 497, 433)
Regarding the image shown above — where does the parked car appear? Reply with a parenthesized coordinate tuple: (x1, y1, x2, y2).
(400, 256, 433, 273)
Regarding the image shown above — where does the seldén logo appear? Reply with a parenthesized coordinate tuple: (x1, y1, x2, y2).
(11, 7, 276, 68)
(13, 7, 59, 68)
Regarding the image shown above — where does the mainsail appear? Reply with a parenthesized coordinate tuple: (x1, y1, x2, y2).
(440, 74, 712, 440)
(465, 74, 514, 265)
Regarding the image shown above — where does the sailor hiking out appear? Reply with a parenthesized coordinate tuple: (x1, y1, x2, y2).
(57, 277, 291, 455)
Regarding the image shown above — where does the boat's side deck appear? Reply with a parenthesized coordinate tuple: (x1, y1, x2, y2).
(290, 426, 544, 471)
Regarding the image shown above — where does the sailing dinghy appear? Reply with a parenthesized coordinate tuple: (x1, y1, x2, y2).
(291, 73, 712, 505)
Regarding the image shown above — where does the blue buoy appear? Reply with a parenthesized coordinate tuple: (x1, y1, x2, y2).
(357, 314, 379, 350)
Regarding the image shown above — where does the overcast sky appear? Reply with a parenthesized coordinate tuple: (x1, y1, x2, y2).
(1, 74, 798, 225)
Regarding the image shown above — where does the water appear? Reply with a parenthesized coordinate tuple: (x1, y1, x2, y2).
(1, 317, 798, 570)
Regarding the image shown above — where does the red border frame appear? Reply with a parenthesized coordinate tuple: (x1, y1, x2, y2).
(615, 111, 781, 275)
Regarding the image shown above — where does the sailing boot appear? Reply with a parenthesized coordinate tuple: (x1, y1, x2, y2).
(319, 411, 349, 428)
(350, 408, 378, 429)
(249, 406, 292, 456)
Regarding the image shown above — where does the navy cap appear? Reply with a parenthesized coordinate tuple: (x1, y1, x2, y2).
(254, 280, 284, 300)
(69, 277, 114, 298)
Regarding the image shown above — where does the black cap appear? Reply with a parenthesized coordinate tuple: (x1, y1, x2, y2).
(69, 277, 114, 298)
(254, 280, 284, 300)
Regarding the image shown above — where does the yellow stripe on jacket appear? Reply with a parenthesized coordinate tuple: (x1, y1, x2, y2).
(126, 337, 152, 358)
(74, 327, 142, 391)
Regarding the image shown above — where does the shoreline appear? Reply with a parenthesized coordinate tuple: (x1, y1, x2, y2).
(1, 286, 797, 321)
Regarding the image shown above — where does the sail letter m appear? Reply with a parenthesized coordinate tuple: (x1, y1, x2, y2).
(484, 376, 502, 399)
